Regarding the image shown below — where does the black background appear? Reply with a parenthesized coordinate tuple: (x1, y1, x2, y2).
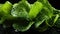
(0, 0, 60, 34)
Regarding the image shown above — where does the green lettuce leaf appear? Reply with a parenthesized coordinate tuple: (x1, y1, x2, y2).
(11, 1, 35, 32)
(29, 1, 43, 19)
(13, 22, 34, 32)
(1, 1, 12, 15)
(54, 16, 60, 28)
(34, 7, 52, 28)
(0, 1, 12, 24)
(36, 22, 48, 32)
(11, 1, 30, 20)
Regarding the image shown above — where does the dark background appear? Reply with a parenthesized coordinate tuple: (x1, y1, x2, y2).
(0, 0, 60, 34)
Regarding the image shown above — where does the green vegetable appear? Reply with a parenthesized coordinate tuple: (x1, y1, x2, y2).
(13, 22, 34, 32)
(0, 0, 60, 32)
(45, 14, 59, 27)
(54, 14, 59, 23)
(29, 1, 43, 19)
(0, 4, 3, 7)
(1, 1, 12, 15)
(55, 17, 60, 28)
(36, 22, 48, 32)
(11, 1, 34, 32)
(34, 7, 53, 28)
(0, 1, 12, 24)
(35, 19, 45, 28)
(34, 10, 48, 28)
(11, 1, 30, 19)
(37, 25, 48, 32)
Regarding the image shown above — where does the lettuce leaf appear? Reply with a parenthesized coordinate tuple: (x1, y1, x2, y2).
(13, 22, 34, 32)
(29, 1, 43, 19)
(11, 1, 30, 19)
(11, 1, 34, 32)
